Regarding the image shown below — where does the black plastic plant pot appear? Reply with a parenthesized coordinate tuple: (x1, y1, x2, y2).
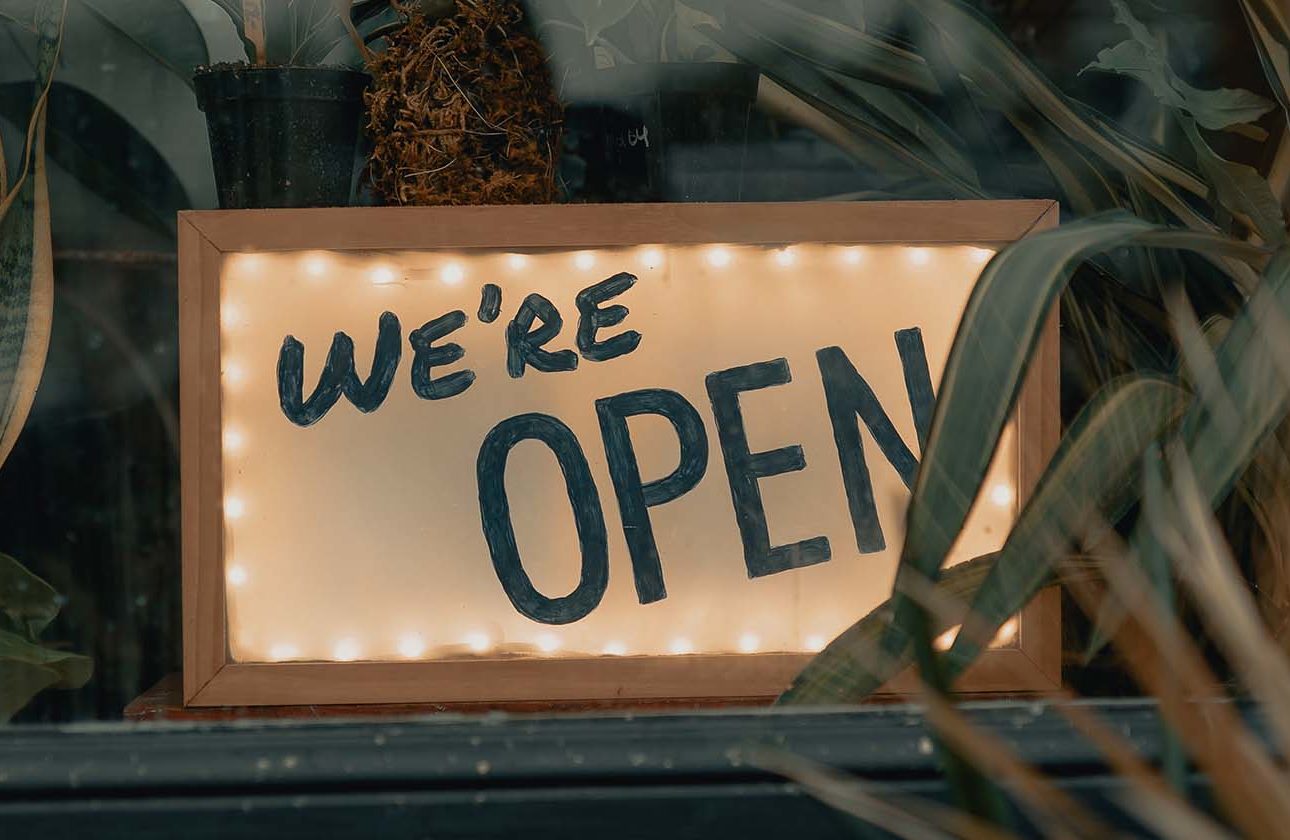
(194, 65, 370, 209)
(562, 62, 760, 203)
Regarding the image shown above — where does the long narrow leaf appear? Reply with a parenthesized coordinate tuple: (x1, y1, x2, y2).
(943, 375, 1188, 676)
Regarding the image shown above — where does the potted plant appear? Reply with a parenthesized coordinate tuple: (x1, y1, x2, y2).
(194, 0, 404, 208)
(529, 0, 759, 201)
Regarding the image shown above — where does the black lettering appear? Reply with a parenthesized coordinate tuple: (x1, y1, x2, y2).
(477, 413, 609, 624)
(816, 331, 935, 554)
(478, 283, 502, 324)
(705, 358, 830, 578)
(409, 310, 475, 400)
(576, 272, 642, 362)
(277, 311, 401, 426)
(596, 389, 708, 604)
(505, 293, 578, 378)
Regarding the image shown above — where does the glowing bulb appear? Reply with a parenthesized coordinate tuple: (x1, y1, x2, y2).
(574, 251, 596, 271)
(233, 253, 262, 276)
(970, 247, 994, 264)
(993, 618, 1019, 647)
(640, 248, 664, 270)
(397, 634, 426, 659)
(603, 641, 627, 656)
(507, 254, 528, 271)
(989, 482, 1016, 508)
(268, 643, 299, 662)
(223, 428, 245, 454)
(223, 362, 244, 386)
(370, 265, 397, 285)
(737, 633, 760, 654)
(536, 634, 560, 654)
(304, 254, 328, 277)
(464, 632, 491, 654)
(224, 496, 246, 520)
(706, 247, 732, 269)
(804, 634, 827, 652)
(668, 637, 694, 655)
(222, 303, 242, 327)
(774, 247, 796, 267)
(441, 263, 465, 285)
(842, 247, 865, 265)
(934, 627, 959, 652)
(908, 248, 931, 266)
(332, 638, 362, 661)
(227, 565, 248, 587)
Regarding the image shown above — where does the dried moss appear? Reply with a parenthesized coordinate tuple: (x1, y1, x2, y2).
(365, 0, 562, 206)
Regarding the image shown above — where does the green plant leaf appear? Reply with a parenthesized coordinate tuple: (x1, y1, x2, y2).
(565, 0, 640, 46)
(1239, 0, 1290, 115)
(0, 552, 60, 639)
(77, 0, 209, 91)
(0, 627, 92, 720)
(942, 375, 1188, 677)
(0, 659, 59, 722)
(879, 212, 1264, 669)
(778, 553, 998, 704)
(1178, 115, 1287, 246)
(0, 0, 62, 471)
(1083, 0, 1275, 132)
(0, 82, 192, 238)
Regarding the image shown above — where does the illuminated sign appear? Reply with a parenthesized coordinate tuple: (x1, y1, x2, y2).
(180, 202, 1059, 706)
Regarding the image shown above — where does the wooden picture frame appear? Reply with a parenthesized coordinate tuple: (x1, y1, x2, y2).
(180, 200, 1061, 707)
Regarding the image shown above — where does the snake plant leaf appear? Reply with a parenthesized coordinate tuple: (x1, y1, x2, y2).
(942, 375, 1188, 678)
(77, 0, 209, 92)
(879, 213, 1264, 667)
(0, 552, 60, 639)
(0, 0, 62, 471)
(1239, 0, 1290, 115)
(1178, 115, 1286, 246)
(1083, 0, 1275, 132)
(725, 0, 938, 96)
(0, 628, 92, 721)
(0, 82, 192, 238)
(778, 552, 998, 705)
(564, 0, 640, 46)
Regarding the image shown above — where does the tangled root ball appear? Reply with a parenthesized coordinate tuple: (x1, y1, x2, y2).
(365, 0, 562, 205)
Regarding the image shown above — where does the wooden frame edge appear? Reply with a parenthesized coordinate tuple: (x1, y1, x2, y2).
(181, 201, 1063, 707)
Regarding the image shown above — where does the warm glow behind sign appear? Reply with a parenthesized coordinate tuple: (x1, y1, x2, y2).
(180, 202, 1060, 707)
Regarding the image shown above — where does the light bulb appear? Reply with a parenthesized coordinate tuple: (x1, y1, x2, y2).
(507, 254, 528, 271)
(441, 263, 465, 285)
(227, 565, 249, 587)
(464, 632, 491, 654)
(397, 634, 426, 659)
(304, 254, 328, 277)
(603, 641, 627, 656)
(222, 303, 241, 327)
(804, 634, 826, 652)
(332, 638, 362, 661)
(706, 247, 732, 269)
(774, 247, 796, 267)
(223, 427, 245, 454)
(574, 251, 596, 271)
(536, 634, 560, 654)
(842, 247, 865, 265)
(370, 265, 397, 285)
(970, 247, 994, 264)
(223, 362, 245, 386)
(224, 496, 246, 520)
(668, 638, 694, 655)
(908, 248, 931, 266)
(989, 482, 1016, 508)
(737, 633, 760, 654)
(640, 248, 664, 270)
(268, 643, 299, 662)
